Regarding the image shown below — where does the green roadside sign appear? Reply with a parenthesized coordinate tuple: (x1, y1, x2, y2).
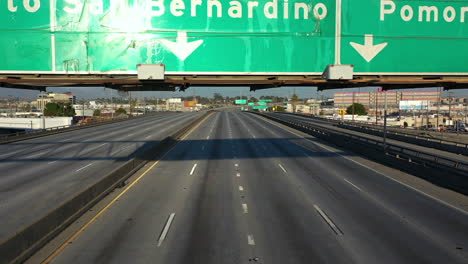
(1, 0, 467, 75)
(248, 103, 255, 106)
(257, 102, 268, 106)
(253, 106, 269, 109)
(260, 99, 273, 102)
(235, 100, 247, 105)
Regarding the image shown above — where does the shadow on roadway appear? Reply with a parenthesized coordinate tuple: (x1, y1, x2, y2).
(0, 137, 350, 163)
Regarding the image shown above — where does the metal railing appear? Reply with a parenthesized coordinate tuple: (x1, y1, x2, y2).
(254, 112, 468, 175)
(280, 112, 468, 156)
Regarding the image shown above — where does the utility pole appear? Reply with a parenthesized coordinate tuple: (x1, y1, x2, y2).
(129, 91, 132, 116)
(375, 90, 378, 125)
(436, 87, 441, 130)
(111, 89, 114, 119)
(448, 91, 453, 124)
(352, 92, 355, 122)
(383, 89, 388, 151)
(425, 100, 430, 129)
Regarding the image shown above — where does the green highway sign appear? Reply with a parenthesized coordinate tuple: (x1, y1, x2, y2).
(260, 99, 273, 102)
(235, 100, 247, 105)
(257, 102, 268, 106)
(253, 106, 269, 109)
(340, 0, 468, 74)
(248, 103, 255, 106)
(0, 0, 467, 75)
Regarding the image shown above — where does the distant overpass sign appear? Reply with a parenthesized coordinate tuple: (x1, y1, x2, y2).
(0, 0, 467, 75)
(235, 100, 247, 105)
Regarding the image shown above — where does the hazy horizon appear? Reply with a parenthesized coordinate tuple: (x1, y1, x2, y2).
(0, 86, 466, 101)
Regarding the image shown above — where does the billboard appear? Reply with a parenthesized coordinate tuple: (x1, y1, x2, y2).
(167, 98, 182, 103)
(183, 101, 197, 107)
(399, 100, 429, 110)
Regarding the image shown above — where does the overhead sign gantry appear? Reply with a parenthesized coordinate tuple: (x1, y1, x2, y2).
(1, 0, 468, 90)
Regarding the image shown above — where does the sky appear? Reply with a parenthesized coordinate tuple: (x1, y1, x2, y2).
(0, 86, 467, 100)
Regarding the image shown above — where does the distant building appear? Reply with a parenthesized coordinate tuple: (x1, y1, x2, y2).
(334, 91, 441, 109)
(166, 98, 182, 111)
(35, 93, 76, 110)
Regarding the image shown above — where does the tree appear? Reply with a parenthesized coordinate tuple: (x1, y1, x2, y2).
(43, 103, 60, 116)
(346, 103, 367, 116)
(213, 93, 224, 102)
(93, 109, 101, 116)
(44, 103, 75, 117)
(115, 108, 127, 115)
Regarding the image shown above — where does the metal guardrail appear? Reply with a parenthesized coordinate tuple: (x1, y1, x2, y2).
(257, 112, 468, 175)
(281, 112, 468, 156)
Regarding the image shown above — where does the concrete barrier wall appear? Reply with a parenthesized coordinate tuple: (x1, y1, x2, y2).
(0, 113, 160, 144)
(0, 117, 73, 130)
(0, 112, 211, 264)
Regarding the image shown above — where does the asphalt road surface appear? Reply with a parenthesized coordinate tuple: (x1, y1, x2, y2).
(41, 111, 468, 264)
(0, 112, 202, 242)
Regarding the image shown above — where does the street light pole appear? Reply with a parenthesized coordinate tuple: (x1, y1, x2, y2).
(436, 87, 441, 130)
(383, 90, 388, 151)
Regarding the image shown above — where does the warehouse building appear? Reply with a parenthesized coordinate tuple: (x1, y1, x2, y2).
(334, 91, 441, 109)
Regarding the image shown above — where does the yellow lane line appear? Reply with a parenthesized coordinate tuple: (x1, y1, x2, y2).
(41, 112, 213, 264)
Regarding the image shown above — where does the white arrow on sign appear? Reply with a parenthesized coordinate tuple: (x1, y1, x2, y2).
(160, 31, 203, 61)
(350, 34, 388, 63)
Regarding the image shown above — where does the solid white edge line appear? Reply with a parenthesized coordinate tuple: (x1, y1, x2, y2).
(278, 164, 287, 173)
(344, 178, 362, 191)
(157, 213, 176, 247)
(314, 205, 341, 234)
(247, 235, 255, 245)
(190, 164, 198, 175)
(76, 163, 93, 172)
(258, 114, 468, 216)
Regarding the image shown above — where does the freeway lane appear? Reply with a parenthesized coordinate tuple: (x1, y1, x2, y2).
(41, 111, 468, 264)
(0, 112, 203, 242)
